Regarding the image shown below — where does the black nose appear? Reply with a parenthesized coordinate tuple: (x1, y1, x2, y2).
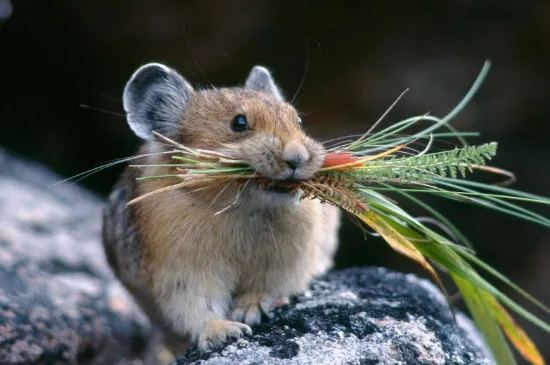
(285, 155, 306, 169)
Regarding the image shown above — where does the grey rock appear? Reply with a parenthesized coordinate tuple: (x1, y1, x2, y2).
(0, 147, 493, 365)
(0, 148, 151, 365)
(174, 268, 493, 365)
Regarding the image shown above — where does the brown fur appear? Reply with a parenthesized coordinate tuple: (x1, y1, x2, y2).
(103, 84, 340, 357)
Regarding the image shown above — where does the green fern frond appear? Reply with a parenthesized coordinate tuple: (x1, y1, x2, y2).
(349, 142, 497, 184)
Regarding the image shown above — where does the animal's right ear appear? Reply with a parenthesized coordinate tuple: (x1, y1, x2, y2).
(123, 63, 194, 140)
(245, 66, 284, 101)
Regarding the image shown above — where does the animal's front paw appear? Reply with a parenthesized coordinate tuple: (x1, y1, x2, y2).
(198, 319, 252, 350)
(231, 293, 288, 326)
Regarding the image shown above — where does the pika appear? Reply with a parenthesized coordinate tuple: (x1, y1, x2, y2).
(102, 63, 341, 356)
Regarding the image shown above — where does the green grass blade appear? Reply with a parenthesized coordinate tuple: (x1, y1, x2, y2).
(360, 61, 490, 149)
(187, 167, 253, 174)
(135, 174, 181, 181)
(453, 274, 516, 365)
(384, 186, 549, 314)
(387, 186, 475, 249)
(434, 179, 550, 227)
(454, 246, 550, 314)
(437, 177, 550, 202)
(363, 186, 550, 205)
(358, 189, 550, 334)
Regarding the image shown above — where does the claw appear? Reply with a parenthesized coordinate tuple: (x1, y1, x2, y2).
(231, 293, 286, 325)
(198, 319, 252, 350)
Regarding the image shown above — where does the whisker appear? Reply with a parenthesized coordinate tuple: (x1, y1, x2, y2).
(51, 150, 180, 187)
(91, 89, 121, 102)
(326, 139, 362, 151)
(290, 37, 310, 105)
(158, 186, 210, 204)
(79, 104, 125, 118)
(213, 185, 244, 216)
(343, 88, 409, 151)
(213, 202, 235, 216)
(213, 170, 255, 207)
(185, 38, 216, 89)
(322, 134, 368, 145)
(209, 179, 238, 208)
(213, 171, 259, 215)
(127, 178, 217, 206)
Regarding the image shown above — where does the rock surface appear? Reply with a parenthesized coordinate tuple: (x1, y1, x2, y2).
(175, 268, 493, 365)
(0, 147, 493, 365)
(0, 148, 151, 365)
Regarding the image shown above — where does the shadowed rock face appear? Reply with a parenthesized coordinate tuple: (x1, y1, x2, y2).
(176, 268, 492, 365)
(0, 148, 151, 365)
(0, 148, 491, 365)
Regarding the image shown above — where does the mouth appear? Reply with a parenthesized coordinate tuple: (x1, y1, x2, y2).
(262, 185, 295, 194)
(253, 179, 302, 195)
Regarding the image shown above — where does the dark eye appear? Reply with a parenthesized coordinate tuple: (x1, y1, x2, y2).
(231, 114, 249, 132)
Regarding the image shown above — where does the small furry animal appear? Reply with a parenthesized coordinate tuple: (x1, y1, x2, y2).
(102, 63, 341, 356)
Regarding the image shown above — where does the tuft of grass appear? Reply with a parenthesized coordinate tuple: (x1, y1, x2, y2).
(129, 61, 549, 365)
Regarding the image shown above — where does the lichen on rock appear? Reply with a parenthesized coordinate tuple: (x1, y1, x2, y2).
(0, 148, 492, 365)
(0, 148, 151, 365)
(175, 268, 493, 365)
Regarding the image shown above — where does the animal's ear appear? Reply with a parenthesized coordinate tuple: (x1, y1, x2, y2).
(245, 66, 284, 101)
(123, 63, 194, 140)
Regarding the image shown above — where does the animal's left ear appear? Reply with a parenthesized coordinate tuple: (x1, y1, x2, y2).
(123, 63, 194, 140)
(245, 66, 284, 101)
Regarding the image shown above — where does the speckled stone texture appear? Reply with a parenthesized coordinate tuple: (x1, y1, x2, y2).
(175, 268, 493, 365)
(0, 147, 493, 365)
(0, 148, 151, 365)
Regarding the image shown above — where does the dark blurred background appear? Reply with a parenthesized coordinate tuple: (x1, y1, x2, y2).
(1, 0, 549, 361)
